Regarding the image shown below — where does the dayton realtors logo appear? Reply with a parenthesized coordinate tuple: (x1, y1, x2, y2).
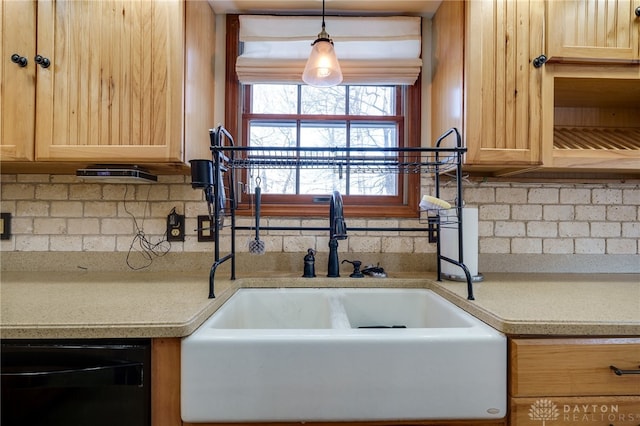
(529, 399, 560, 426)
(529, 399, 639, 424)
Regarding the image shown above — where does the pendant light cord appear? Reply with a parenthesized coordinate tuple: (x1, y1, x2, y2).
(321, 0, 326, 31)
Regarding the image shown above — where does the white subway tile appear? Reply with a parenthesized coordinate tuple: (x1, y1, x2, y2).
(2, 184, 35, 200)
(606, 239, 637, 255)
(83, 235, 116, 251)
(558, 221, 590, 237)
(496, 188, 527, 204)
(494, 221, 525, 237)
(381, 236, 413, 253)
(575, 238, 605, 254)
(592, 188, 622, 205)
(50, 235, 83, 251)
(559, 188, 590, 204)
(622, 222, 640, 238)
(591, 222, 621, 238)
(543, 238, 573, 254)
(101, 218, 135, 235)
(16, 201, 49, 217)
(35, 184, 69, 200)
(512, 205, 542, 221)
(527, 221, 557, 238)
(606, 205, 637, 221)
(479, 238, 510, 254)
(528, 188, 559, 204)
(575, 205, 606, 221)
(34, 218, 67, 235)
(543, 205, 574, 221)
(511, 238, 542, 254)
(15, 235, 49, 251)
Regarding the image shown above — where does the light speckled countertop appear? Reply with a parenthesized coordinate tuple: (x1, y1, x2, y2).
(1, 271, 638, 339)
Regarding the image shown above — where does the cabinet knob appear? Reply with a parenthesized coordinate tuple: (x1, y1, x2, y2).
(10, 54, 28, 67)
(635, 6, 640, 17)
(532, 54, 547, 68)
(34, 54, 50, 69)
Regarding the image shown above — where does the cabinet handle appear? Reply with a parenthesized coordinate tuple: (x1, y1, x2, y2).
(34, 54, 50, 69)
(532, 54, 547, 68)
(610, 365, 640, 375)
(10, 54, 27, 67)
(635, 6, 640, 17)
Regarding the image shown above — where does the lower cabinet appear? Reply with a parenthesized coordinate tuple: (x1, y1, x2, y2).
(509, 338, 640, 426)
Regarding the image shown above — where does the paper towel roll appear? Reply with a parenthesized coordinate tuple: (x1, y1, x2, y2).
(440, 207, 479, 278)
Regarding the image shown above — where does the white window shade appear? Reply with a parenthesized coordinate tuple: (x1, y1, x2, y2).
(236, 15, 422, 85)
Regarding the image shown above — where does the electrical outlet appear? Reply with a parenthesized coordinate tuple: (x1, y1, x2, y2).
(0, 213, 11, 240)
(197, 215, 216, 242)
(166, 210, 185, 242)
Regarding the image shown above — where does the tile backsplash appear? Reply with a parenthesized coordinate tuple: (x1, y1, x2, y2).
(1, 174, 638, 273)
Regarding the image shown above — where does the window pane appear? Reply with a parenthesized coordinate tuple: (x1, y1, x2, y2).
(244, 84, 404, 198)
(249, 121, 296, 148)
(248, 121, 297, 194)
(348, 86, 395, 116)
(300, 86, 346, 115)
(299, 121, 347, 194)
(251, 84, 298, 114)
(350, 123, 397, 148)
(300, 121, 346, 148)
(349, 172, 397, 195)
(299, 169, 347, 194)
(349, 123, 398, 195)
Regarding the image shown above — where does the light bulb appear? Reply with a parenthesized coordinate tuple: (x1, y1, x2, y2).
(302, 40, 343, 87)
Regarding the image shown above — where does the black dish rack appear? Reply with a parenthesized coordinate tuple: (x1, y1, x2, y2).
(196, 126, 475, 300)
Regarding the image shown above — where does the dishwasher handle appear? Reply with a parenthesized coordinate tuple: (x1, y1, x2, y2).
(1, 359, 144, 388)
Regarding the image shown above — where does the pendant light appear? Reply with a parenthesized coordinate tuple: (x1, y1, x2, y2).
(302, 0, 343, 87)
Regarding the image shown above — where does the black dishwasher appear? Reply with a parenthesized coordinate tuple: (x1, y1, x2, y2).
(1, 339, 151, 426)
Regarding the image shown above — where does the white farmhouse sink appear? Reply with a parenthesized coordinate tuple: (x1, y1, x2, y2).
(181, 288, 506, 422)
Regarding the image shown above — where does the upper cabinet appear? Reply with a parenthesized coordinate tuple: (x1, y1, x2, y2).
(547, 0, 640, 62)
(1, 0, 215, 172)
(431, 0, 544, 170)
(431, 0, 640, 175)
(1, 0, 36, 161)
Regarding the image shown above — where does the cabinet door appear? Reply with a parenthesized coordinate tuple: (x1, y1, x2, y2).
(0, 0, 36, 161)
(510, 338, 640, 397)
(464, 0, 543, 166)
(547, 0, 640, 61)
(35, 0, 184, 162)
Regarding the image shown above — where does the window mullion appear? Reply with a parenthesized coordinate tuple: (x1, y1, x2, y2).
(296, 86, 302, 195)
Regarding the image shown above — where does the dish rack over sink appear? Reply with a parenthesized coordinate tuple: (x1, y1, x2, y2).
(193, 125, 475, 300)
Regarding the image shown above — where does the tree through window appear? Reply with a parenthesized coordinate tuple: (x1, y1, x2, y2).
(247, 84, 400, 197)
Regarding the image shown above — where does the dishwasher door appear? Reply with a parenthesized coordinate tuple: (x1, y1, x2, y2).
(1, 339, 151, 426)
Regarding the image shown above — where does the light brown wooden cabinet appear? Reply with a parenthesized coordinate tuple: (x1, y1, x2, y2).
(541, 63, 640, 171)
(509, 338, 640, 426)
(431, 0, 640, 175)
(431, 0, 544, 171)
(0, 0, 36, 161)
(1, 0, 214, 173)
(547, 0, 640, 62)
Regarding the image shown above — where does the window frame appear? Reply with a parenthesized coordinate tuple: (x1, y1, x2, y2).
(225, 15, 421, 218)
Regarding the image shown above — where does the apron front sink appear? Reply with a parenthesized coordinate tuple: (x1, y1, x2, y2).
(181, 288, 506, 422)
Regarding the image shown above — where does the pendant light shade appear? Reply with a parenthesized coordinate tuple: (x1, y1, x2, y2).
(302, 0, 343, 87)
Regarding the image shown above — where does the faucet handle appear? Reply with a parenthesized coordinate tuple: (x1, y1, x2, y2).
(341, 259, 364, 278)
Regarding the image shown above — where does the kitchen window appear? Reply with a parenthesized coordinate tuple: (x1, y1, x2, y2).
(225, 15, 422, 217)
